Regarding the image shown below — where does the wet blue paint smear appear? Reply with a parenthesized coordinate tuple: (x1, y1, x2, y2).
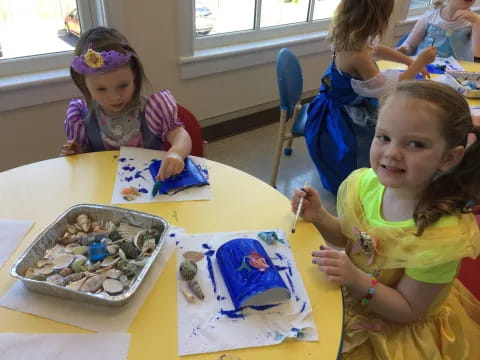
(175, 241, 179, 245)
(138, 188, 148, 193)
(300, 301, 306, 313)
(134, 171, 146, 180)
(124, 176, 133, 182)
(286, 273, 295, 293)
(275, 266, 289, 271)
(202, 243, 212, 250)
(287, 260, 293, 276)
(206, 255, 217, 294)
(169, 233, 176, 237)
(275, 252, 284, 260)
(216, 295, 226, 301)
(249, 304, 279, 311)
(295, 295, 300, 302)
(220, 309, 245, 319)
(204, 250, 215, 257)
(119, 157, 127, 162)
(122, 165, 135, 172)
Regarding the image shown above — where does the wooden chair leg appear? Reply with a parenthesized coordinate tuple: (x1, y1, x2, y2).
(270, 111, 288, 187)
(284, 105, 301, 155)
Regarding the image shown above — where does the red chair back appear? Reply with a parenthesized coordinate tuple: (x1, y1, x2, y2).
(164, 104, 205, 157)
(457, 207, 480, 300)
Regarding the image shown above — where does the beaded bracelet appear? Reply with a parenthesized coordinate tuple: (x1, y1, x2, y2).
(358, 273, 378, 306)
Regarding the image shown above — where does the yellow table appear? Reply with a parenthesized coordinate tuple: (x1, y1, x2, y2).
(378, 59, 480, 108)
(0, 152, 343, 359)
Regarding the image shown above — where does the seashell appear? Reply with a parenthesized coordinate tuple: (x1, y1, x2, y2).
(117, 260, 136, 277)
(106, 245, 119, 255)
(24, 268, 35, 278)
(66, 224, 78, 234)
(71, 256, 87, 273)
(45, 244, 66, 258)
(102, 279, 124, 295)
(59, 267, 73, 277)
(76, 214, 91, 233)
(37, 258, 52, 268)
(64, 272, 85, 285)
(86, 262, 102, 272)
(108, 230, 122, 242)
(105, 269, 123, 279)
(118, 248, 127, 260)
(119, 242, 140, 259)
(180, 283, 195, 303)
(46, 274, 65, 286)
(118, 223, 143, 242)
(52, 254, 74, 270)
(123, 194, 135, 201)
(133, 230, 147, 250)
(65, 243, 80, 253)
(188, 279, 205, 300)
(119, 275, 130, 287)
(35, 264, 55, 275)
(71, 246, 89, 256)
(179, 260, 197, 281)
(58, 233, 76, 245)
(142, 239, 156, 253)
(183, 251, 205, 262)
(30, 273, 47, 281)
(66, 277, 87, 291)
(130, 259, 147, 267)
(101, 256, 120, 267)
(80, 275, 107, 293)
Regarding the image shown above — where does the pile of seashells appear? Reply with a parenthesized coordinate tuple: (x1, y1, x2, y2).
(178, 251, 205, 303)
(23, 213, 163, 296)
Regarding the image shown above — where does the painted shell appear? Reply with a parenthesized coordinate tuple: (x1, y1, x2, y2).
(179, 260, 197, 281)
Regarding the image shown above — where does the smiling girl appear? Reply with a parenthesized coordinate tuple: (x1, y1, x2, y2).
(292, 81, 480, 359)
(62, 27, 192, 181)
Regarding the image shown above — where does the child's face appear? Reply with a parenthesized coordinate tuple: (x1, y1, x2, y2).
(370, 95, 455, 194)
(85, 65, 135, 116)
(449, 0, 476, 10)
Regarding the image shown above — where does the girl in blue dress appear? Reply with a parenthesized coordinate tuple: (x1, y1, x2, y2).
(306, 0, 436, 194)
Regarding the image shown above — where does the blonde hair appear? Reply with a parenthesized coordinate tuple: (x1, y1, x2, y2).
(433, 0, 445, 9)
(329, 0, 394, 52)
(386, 81, 480, 236)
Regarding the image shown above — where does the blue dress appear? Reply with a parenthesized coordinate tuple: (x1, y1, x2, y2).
(416, 25, 472, 60)
(305, 58, 377, 194)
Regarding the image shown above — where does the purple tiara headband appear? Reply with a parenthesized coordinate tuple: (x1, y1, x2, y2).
(71, 48, 132, 75)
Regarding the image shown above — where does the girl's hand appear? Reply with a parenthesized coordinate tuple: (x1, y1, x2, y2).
(291, 186, 322, 223)
(395, 45, 410, 55)
(417, 46, 437, 65)
(455, 9, 480, 25)
(157, 151, 185, 181)
(312, 245, 362, 286)
(60, 140, 83, 156)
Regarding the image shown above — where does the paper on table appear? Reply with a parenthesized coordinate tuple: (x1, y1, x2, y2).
(111, 147, 211, 204)
(0, 228, 182, 332)
(176, 230, 318, 356)
(0, 219, 34, 270)
(0, 332, 130, 360)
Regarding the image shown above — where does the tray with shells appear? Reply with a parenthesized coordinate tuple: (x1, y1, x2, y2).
(444, 70, 480, 98)
(10, 204, 169, 306)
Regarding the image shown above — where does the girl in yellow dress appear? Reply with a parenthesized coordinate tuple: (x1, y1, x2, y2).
(292, 80, 480, 359)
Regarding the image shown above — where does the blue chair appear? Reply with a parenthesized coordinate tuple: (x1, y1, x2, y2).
(270, 48, 309, 187)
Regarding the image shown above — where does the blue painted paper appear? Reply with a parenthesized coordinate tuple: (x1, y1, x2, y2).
(216, 238, 291, 309)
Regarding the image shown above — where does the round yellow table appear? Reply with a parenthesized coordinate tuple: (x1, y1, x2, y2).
(0, 152, 343, 359)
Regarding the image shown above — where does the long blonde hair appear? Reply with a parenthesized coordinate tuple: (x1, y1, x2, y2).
(328, 0, 394, 52)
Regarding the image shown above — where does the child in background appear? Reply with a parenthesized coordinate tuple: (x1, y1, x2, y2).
(305, 0, 436, 194)
(292, 81, 480, 359)
(397, 0, 480, 61)
(62, 27, 192, 181)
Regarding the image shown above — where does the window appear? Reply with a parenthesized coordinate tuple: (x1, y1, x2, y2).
(0, 0, 122, 112)
(181, 0, 340, 78)
(409, 0, 431, 10)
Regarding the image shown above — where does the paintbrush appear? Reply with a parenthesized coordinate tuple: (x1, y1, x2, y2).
(291, 180, 308, 234)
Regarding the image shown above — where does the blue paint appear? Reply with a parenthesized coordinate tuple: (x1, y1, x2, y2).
(274, 331, 285, 341)
(169, 233, 176, 237)
(216, 295, 226, 301)
(300, 301, 306, 313)
(275, 266, 289, 271)
(122, 165, 135, 172)
(202, 243, 212, 250)
(124, 176, 133, 182)
(138, 188, 148, 193)
(286, 273, 295, 293)
(119, 157, 127, 162)
(175, 241, 179, 245)
(249, 304, 279, 311)
(295, 295, 300, 302)
(275, 252, 284, 260)
(287, 260, 293, 276)
(206, 255, 217, 294)
(134, 171, 146, 180)
(220, 309, 245, 319)
(205, 249, 215, 257)
(291, 327, 305, 338)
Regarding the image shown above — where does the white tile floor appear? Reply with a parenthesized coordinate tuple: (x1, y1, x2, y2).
(207, 122, 337, 215)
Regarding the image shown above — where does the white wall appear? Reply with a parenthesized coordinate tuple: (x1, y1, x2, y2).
(0, 0, 408, 172)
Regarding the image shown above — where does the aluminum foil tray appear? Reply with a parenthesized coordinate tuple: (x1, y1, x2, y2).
(10, 204, 169, 306)
(445, 70, 480, 98)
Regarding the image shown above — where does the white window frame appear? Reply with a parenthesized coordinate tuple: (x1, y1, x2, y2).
(178, 0, 336, 79)
(0, 0, 124, 112)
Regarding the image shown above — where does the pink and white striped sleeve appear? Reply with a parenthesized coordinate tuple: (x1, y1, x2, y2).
(64, 99, 88, 147)
(144, 90, 184, 141)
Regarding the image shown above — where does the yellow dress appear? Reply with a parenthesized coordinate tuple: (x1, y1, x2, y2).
(338, 169, 480, 360)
